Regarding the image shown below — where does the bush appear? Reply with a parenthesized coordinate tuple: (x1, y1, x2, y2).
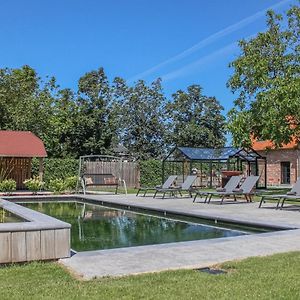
(32, 158, 78, 185)
(48, 179, 66, 194)
(23, 177, 45, 194)
(139, 160, 162, 187)
(64, 176, 78, 191)
(0, 179, 17, 194)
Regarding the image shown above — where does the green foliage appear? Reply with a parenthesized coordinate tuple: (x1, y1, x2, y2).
(113, 78, 166, 160)
(139, 160, 162, 187)
(32, 158, 78, 184)
(227, 5, 300, 147)
(0, 179, 16, 193)
(166, 85, 226, 148)
(23, 177, 45, 193)
(0, 64, 227, 159)
(64, 176, 78, 191)
(48, 179, 66, 194)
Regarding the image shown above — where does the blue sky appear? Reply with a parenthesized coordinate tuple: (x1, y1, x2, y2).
(0, 0, 297, 115)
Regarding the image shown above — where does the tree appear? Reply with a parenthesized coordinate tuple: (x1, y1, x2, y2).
(113, 78, 166, 160)
(76, 67, 115, 155)
(227, 5, 300, 147)
(47, 88, 80, 157)
(166, 85, 226, 148)
(0, 65, 56, 151)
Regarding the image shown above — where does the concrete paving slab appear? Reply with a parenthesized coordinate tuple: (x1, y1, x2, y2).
(59, 193, 300, 279)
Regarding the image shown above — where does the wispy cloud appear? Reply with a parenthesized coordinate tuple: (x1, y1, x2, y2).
(160, 42, 238, 82)
(127, 0, 293, 83)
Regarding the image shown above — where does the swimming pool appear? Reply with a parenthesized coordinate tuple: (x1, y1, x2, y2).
(0, 207, 25, 223)
(18, 199, 271, 252)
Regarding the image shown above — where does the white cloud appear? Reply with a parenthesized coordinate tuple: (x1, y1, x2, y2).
(127, 0, 293, 83)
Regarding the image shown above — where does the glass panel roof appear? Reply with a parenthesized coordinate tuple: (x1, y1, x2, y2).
(171, 147, 263, 161)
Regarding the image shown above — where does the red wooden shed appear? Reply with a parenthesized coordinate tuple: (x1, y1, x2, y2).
(0, 130, 47, 189)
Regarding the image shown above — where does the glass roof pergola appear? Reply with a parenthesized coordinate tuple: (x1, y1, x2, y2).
(162, 146, 267, 188)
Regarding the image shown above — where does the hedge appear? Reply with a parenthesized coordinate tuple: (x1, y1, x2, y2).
(139, 160, 162, 187)
(32, 158, 78, 184)
(32, 158, 163, 189)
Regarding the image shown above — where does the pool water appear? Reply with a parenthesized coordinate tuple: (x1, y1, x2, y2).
(0, 208, 25, 223)
(21, 201, 249, 252)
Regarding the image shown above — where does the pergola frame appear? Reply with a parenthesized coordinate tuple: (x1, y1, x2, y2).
(162, 147, 267, 189)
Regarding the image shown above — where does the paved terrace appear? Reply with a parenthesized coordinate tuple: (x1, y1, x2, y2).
(61, 193, 300, 279)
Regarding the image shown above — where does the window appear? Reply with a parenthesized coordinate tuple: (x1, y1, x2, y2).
(281, 162, 290, 184)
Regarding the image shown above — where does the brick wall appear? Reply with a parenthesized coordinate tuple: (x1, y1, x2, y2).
(257, 149, 299, 185)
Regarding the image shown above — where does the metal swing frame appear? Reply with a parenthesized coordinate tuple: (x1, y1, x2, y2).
(77, 155, 127, 195)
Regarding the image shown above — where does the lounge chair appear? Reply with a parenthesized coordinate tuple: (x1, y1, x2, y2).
(259, 177, 300, 209)
(206, 175, 260, 204)
(153, 175, 197, 199)
(193, 175, 242, 203)
(136, 175, 177, 196)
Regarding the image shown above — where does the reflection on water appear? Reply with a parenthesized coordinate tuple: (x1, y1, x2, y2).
(21, 202, 246, 251)
(0, 208, 25, 223)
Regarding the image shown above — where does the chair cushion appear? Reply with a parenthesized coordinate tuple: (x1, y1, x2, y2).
(216, 187, 226, 192)
(233, 188, 243, 192)
(104, 177, 117, 184)
(85, 177, 93, 185)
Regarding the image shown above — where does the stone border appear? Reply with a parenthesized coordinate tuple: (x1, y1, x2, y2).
(0, 198, 71, 263)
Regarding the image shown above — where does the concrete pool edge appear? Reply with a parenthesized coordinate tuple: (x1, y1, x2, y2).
(4, 194, 300, 278)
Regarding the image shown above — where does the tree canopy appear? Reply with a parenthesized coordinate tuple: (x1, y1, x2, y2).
(166, 85, 226, 148)
(0, 65, 227, 159)
(227, 4, 300, 147)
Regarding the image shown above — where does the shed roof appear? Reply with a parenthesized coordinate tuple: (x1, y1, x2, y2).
(0, 131, 47, 158)
(166, 146, 263, 162)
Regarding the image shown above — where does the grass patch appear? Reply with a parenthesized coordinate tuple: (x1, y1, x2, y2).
(0, 252, 300, 299)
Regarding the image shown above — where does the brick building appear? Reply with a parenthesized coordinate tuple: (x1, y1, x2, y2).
(252, 139, 299, 186)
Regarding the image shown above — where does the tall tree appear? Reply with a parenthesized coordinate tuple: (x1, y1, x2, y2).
(113, 78, 166, 160)
(76, 67, 115, 155)
(166, 85, 226, 148)
(227, 5, 300, 147)
(0, 65, 56, 151)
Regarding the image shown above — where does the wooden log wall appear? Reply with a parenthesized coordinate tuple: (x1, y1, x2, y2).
(0, 157, 31, 189)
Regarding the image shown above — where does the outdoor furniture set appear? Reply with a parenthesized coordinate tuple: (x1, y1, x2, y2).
(137, 174, 260, 204)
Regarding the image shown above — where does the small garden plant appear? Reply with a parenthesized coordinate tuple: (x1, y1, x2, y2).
(24, 177, 45, 194)
(0, 179, 17, 195)
(48, 177, 78, 194)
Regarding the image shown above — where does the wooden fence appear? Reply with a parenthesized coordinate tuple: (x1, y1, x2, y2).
(84, 161, 140, 188)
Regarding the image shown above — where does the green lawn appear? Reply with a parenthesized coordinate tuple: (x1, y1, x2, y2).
(1, 252, 300, 299)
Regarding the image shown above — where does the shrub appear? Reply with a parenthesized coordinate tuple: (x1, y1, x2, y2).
(139, 160, 162, 187)
(0, 179, 17, 194)
(23, 177, 45, 194)
(32, 158, 78, 184)
(64, 176, 78, 191)
(48, 179, 66, 194)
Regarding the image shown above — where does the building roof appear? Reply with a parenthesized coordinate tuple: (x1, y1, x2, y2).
(252, 138, 298, 151)
(165, 146, 263, 162)
(0, 131, 47, 157)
